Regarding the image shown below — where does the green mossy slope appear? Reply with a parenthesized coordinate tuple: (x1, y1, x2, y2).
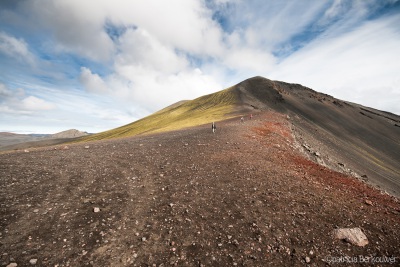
(79, 87, 239, 142)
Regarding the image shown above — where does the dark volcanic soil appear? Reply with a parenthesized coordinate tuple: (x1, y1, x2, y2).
(1, 111, 399, 266)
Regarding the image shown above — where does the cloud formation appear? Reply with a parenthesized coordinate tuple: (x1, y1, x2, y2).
(0, 0, 399, 133)
(0, 31, 35, 65)
(0, 83, 56, 115)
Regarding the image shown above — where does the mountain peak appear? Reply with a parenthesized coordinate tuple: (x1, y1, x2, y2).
(51, 129, 88, 139)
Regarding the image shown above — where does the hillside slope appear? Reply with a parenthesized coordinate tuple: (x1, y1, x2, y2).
(230, 76, 400, 197)
(80, 87, 240, 142)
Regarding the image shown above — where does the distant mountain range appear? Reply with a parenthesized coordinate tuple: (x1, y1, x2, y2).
(0, 129, 89, 149)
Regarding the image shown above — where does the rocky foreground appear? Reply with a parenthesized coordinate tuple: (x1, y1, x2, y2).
(1, 111, 399, 266)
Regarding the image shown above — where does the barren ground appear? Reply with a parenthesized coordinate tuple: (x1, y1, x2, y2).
(1, 111, 399, 266)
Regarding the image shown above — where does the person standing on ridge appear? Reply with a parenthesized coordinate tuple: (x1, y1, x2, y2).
(212, 122, 216, 133)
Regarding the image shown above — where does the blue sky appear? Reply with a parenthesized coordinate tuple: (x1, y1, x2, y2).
(0, 0, 399, 133)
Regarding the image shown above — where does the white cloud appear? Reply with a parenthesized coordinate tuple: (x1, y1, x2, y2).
(0, 83, 12, 97)
(0, 32, 35, 64)
(116, 28, 188, 74)
(18, 0, 225, 62)
(0, 83, 56, 115)
(125, 69, 222, 111)
(20, 96, 56, 111)
(24, 0, 114, 61)
(223, 47, 276, 73)
(103, 0, 225, 57)
(79, 67, 108, 94)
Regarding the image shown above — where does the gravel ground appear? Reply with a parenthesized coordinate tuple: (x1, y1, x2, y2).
(1, 111, 399, 266)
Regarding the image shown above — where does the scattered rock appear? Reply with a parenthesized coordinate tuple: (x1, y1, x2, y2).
(84, 146, 90, 149)
(93, 207, 100, 213)
(33, 209, 39, 213)
(305, 256, 311, 263)
(333, 227, 369, 247)
(29, 258, 37, 265)
(6, 263, 17, 267)
(364, 199, 373, 206)
(24, 149, 29, 153)
(141, 237, 147, 242)
(302, 144, 311, 152)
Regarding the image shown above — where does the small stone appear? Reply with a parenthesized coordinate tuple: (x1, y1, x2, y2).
(84, 146, 90, 149)
(365, 200, 373, 206)
(93, 207, 100, 213)
(33, 209, 39, 213)
(7, 263, 17, 267)
(141, 237, 147, 242)
(309, 250, 314, 255)
(29, 258, 38, 265)
(305, 256, 311, 263)
(333, 227, 369, 247)
(24, 149, 29, 153)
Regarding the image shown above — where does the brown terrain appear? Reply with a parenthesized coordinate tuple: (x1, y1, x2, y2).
(1, 77, 400, 266)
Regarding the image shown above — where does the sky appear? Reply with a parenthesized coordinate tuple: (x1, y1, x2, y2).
(0, 0, 399, 134)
